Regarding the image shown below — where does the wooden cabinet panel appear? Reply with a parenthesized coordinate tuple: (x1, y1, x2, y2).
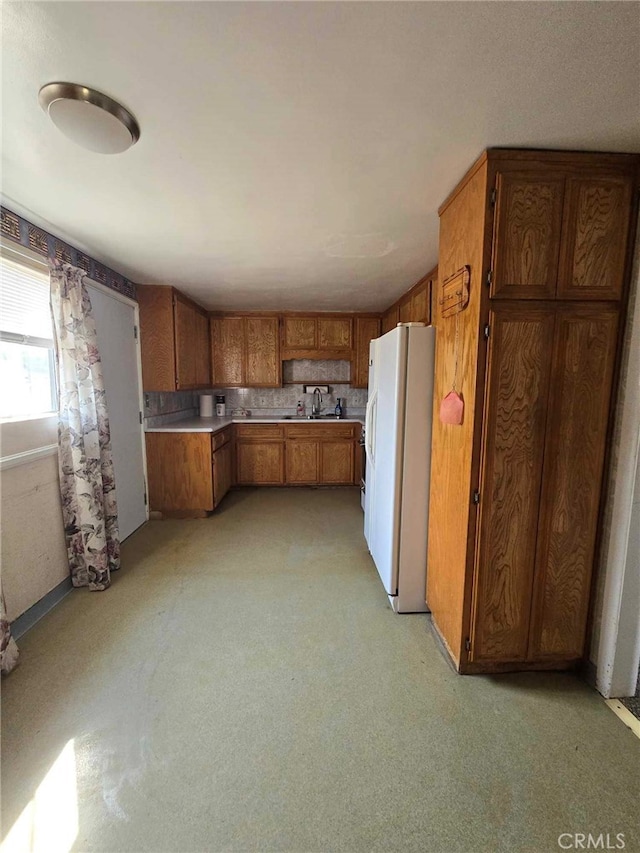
(382, 306, 398, 335)
(212, 442, 232, 507)
(175, 297, 196, 389)
(245, 317, 280, 386)
(491, 172, 564, 299)
(317, 317, 352, 349)
(211, 317, 244, 386)
(211, 427, 232, 451)
(285, 423, 355, 440)
(283, 317, 316, 349)
(194, 309, 211, 387)
(235, 423, 283, 439)
(138, 286, 209, 392)
(470, 304, 555, 663)
(237, 441, 284, 485)
(352, 317, 380, 388)
(320, 441, 354, 484)
(558, 176, 633, 300)
(146, 433, 213, 511)
(410, 282, 429, 324)
(529, 305, 619, 660)
(398, 298, 412, 323)
(285, 440, 319, 484)
(137, 286, 176, 391)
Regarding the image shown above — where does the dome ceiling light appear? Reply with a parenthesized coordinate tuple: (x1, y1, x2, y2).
(38, 82, 140, 154)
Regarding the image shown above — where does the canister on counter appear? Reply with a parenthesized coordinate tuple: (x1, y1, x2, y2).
(215, 395, 226, 417)
(199, 394, 214, 418)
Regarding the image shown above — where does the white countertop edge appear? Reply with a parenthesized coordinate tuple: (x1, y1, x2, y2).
(145, 416, 364, 434)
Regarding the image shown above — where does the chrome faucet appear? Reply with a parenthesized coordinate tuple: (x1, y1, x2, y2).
(312, 387, 323, 417)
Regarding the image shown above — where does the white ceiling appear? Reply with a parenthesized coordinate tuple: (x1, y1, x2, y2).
(2, 2, 639, 311)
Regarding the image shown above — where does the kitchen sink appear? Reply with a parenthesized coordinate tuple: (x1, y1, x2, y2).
(281, 414, 343, 420)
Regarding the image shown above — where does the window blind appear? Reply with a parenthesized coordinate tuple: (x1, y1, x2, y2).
(0, 256, 53, 345)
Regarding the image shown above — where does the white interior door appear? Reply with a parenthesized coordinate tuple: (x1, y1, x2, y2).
(87, 283, 147, 541)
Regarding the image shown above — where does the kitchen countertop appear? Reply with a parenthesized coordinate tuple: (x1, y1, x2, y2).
(145, 416, 364, 433)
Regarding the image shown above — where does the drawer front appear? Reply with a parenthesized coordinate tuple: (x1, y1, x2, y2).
(285, 423, 356, 440)
(211, 427, 232, 452)
(234, 423, 284, 440)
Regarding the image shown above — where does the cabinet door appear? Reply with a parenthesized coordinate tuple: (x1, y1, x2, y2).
(470, 304, 555, 663)
(285, 440, 319, 484)
(283, 317, 316, 349)
(211, 317, 244, 386)
(491, 171, 564, 299)
(320, 441, 354, 484)
(410, 281, 430, 324)
(174, 297, 196, 389)
(236, 442, 284, 485)
(245, 317, 281, 387)
(137, 286, 176, 391)
(353, 317, 380, 388)
(529, 305, 619, 660)
(381, 306, 399, 335)
(212, 442, 232, 507)
(317, 317, 352, 349)
(194, 309, 211, 387)
(146, 433, 213, 511)
(398, 297, 412, 323)
(558, 175, 633, 300)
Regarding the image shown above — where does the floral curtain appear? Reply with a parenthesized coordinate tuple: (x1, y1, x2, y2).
(50, 262, 120, 590)
(1, 590, 19, 675)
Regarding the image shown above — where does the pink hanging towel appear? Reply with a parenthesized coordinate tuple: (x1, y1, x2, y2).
(440, 390, 464, 425)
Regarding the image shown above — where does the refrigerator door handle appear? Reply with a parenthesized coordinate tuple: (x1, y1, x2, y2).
(365, 390, 377, 462)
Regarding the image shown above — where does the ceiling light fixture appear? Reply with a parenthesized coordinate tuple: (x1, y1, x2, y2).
(38, 82, 140, 154)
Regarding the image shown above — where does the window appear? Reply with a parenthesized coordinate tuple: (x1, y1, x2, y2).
(0, 255, 57, 419)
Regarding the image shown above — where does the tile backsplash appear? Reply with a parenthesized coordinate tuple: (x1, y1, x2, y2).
(144, 360, 368, 425)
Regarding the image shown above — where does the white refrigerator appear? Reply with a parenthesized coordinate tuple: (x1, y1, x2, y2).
(364, 323, 435, 613)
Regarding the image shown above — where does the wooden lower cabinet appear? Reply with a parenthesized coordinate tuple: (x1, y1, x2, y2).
(212, 441, 233, 508)
(286, 440, 319, 484)
(147, 430, 233, 513)
(320, 441, 355, 484)
(146, 432, 214, 512)
(237, 441, 285, 485)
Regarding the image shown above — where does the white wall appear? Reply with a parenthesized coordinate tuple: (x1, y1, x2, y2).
(0, 416, 68, 621)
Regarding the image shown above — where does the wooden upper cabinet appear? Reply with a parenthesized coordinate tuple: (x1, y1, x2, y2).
(398, 297, 412, 323)
(381, 306, 398, 335)
(352, 317, 380, 388)
(174, 296, 196, 389)
(245, 317, 281, 386)
(558, 175, 634, 300)
(491, 171, 564, 299)
(470, 303, 555, 663)
(283, 317, 316, 349)
(211, 315, 280, 387)
(193, 309, 211, 387)
(410, 280, 429, 324)
(529, 304, 619, 660)
(317, 317, 352, 349)
(138, 285, 210, 392)
(211, 316, 244, 386)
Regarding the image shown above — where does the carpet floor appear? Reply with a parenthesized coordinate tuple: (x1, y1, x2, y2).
(2, 488, 639, 853)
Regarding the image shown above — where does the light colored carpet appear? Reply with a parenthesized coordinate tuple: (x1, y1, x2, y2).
(2, 487, 639, 853)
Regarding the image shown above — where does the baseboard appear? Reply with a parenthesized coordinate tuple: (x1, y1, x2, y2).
(11, 577, 73, 640)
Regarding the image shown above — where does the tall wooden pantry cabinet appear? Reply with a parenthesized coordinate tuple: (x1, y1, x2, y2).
(426, 149, 639, 673)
